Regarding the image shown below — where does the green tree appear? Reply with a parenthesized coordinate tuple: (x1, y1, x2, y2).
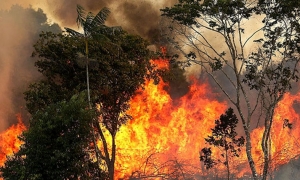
(0, 92, 107, 180)
(26, 17, 154, 179)
(162, 0, 300, 179)
(64, 5, 120, 178)
(200, 108, 245, 180)
(64, 5, 121, 108)
(63, 6, 155, 178)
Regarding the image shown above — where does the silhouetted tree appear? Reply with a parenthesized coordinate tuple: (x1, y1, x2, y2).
(200, 108, 245, 180)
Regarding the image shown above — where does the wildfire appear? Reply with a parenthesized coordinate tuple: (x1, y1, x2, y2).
(113, 76, 227, 179)
(0, 114, 26, 167)
(110, 56, 300, 178)
(0, 53, 300, 179)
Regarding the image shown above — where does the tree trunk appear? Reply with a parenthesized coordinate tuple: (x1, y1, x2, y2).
(225, 146, 230, 180)
(262, 109, 275, 180)
(261, 125, 269, 180)
(244, 126, 258, 180)
(97, 123, 111, 179)
(108, 135, 116, 180)
(85, 40, 91, 109)
(236, 106, 258, 180)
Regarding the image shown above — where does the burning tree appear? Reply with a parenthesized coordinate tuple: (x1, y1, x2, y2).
(161, 0, 300, 179)
(200, 107, 245, 179)
(23, 6, 155, 179)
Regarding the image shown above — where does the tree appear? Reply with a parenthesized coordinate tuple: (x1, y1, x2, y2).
(64, 5, 118, 178)
(64, 5, 121, 108)
(64, 6, 156, 178)
(161, 0, 300, 179)
(0, 92, 107, 180)
(200, 108, 245, 180)
(26, 17, 154, 179)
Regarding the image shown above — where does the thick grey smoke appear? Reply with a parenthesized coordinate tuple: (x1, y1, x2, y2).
(44, 0, 177, 42)
(274, 158, 300, 180)
(0, 5, 60, 131)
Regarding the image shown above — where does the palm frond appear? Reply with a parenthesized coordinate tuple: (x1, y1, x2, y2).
(95, 25, 123, 35)
(85, 12, 95, 24)
(91, 31, 111, 42)
(92, 7, 110, 27)
(110, 26, 123, 34)
(65, 27, 84, 37)
(76, 4, 86, 28)
(84, 12, 95, 34)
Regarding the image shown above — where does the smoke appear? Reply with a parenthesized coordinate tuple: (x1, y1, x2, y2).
(0, 5, 60, 131)
(274, 158, 300, 180)
(39, 0, 177, 42)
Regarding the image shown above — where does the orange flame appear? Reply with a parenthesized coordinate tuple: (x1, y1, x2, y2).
(149, 46, 169, 70)
(0, 114, 26, 167)
(113, 75, 228, 178)
(111, 56, 300, 178)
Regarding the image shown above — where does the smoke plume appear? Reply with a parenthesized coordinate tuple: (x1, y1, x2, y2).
(47, 0, 177, 42)
(0, 5, 60, 131)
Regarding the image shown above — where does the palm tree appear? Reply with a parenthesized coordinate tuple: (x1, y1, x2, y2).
(66, 5, 111, 109)
(65, 5, 121, 180)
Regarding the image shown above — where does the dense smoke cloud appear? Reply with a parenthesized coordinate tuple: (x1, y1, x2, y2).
(0, 5, 60, 131)
(0, 0, 178, 42)
(44, 0, 177, 42)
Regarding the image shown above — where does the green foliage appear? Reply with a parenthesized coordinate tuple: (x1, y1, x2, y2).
(27, 30, 154, 127)
(257, 0, 300, 18)
(1, 92, 107, 180)
(74, 5, 112, 37)
(200, 108, 244, 169)
(162, 0, 252, 28)
(243, 61, 299, 95)
(242, 0, 300, 98)
(65, 5, 122, 47)
(24, 81, 72, 114)
(161, 0, 201, 26)
(26, 6, 155, 179)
